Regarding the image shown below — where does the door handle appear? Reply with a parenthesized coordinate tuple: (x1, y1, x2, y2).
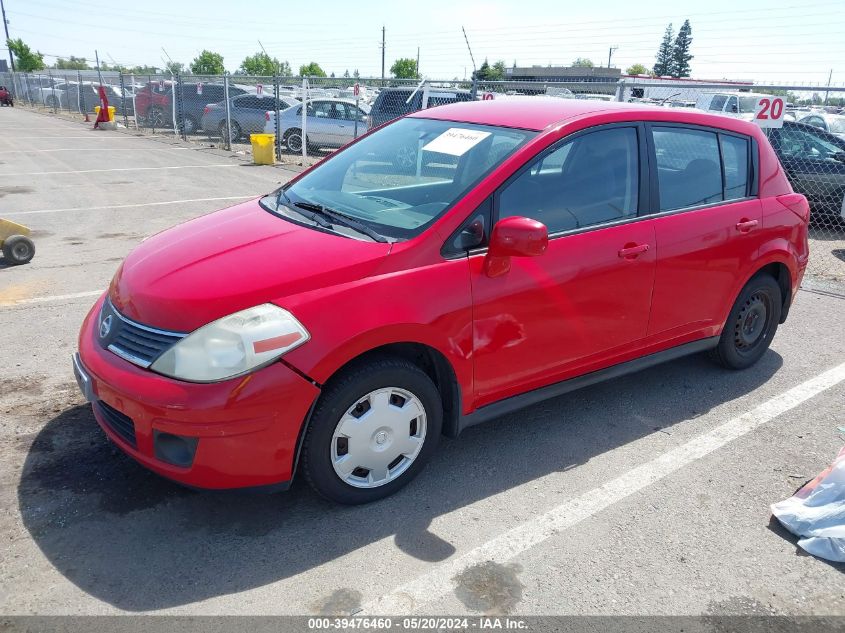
(735, 219, 759, 233)
(618, 243, 650, 259)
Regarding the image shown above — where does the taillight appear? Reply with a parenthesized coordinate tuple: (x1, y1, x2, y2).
(265, 111, 270, 121)
(203, 106, 210, 115)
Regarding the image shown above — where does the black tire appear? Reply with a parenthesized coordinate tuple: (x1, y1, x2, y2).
(219, 120, 242, 143)
(181, 114, 198, 135)
(284, 128, 305, 153)
(2, 235, 35, 265)
(148, 106, 166, 128)
(710, 274, 782, 370)
(302, 356, 442, 504)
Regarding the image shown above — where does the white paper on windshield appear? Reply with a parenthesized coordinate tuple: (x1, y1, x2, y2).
(422, 128, 491, 156)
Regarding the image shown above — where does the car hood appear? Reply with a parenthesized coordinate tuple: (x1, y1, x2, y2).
(109, 198, 392, 332)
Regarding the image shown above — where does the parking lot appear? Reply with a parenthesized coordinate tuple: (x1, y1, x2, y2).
(2, 107, 845, 619)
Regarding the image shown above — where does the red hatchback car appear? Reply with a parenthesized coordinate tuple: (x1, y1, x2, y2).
(74, 99, 809, 504)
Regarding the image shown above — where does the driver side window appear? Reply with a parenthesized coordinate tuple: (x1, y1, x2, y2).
(498, 127, 640, 233)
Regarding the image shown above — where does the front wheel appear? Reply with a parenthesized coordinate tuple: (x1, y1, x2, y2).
(2, 234, 35, 265)
(301, 356, 442, 504)
(710, 274, 782, 370)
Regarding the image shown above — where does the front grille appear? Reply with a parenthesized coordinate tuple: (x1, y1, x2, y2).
(98, 300, 185, 368)
(96, 401, 137, 448)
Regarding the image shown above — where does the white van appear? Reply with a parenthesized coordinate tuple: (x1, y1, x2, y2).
(695, 92, 772, 120)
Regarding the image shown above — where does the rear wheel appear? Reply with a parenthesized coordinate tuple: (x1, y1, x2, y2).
(2, 235, 35, 265)
(710, 274, 782, 370)
(285, 128, 305, 153)
(181, 114, 199, 134)
(219, 120, 242, 143)
(302, 356, 442, 504)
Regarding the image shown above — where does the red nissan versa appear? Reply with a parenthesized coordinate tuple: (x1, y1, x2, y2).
(74, 99, 809, 504)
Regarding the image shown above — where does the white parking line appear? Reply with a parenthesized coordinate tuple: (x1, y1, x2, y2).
(5, 290, 103, 306)
(0, 164, 240, 177)
(6, 148, 198, 153)
(361, 361, 845, 614)
(5, 195, 258, 216)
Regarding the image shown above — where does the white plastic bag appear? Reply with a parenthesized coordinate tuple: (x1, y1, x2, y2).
(771, 445, 845, 562)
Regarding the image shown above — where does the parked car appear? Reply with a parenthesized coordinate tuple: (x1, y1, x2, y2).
(796, 112, 845, 140)
(367, 85, 473, 129)
(768, 120, 845, 222)
(135, 81, 246, 132)
(695, 92, 772, 120)
(0, 86, 13, 106)
(270, 98, 370, 152)
(74, 99, 808, 504)
(202, 94, 298, 141)
(40, 81, 99, 110)
(22, 75, 61, 104)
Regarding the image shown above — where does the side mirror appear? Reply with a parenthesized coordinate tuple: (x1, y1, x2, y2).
(485, 216, 548, 278)
(834, 151, 845, 164)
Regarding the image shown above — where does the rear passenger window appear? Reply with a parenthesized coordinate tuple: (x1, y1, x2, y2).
(653, 128, 722, 211)
(721, 135, 749, 200)
(709, 95, 727, 111)
(499, 127, 639, 233)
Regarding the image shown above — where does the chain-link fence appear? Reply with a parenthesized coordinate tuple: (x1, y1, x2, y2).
(2, 70, 843, 283)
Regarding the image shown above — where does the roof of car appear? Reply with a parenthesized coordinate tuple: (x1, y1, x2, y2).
(410, 97, 769, 133)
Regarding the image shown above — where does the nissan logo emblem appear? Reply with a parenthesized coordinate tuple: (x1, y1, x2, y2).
(99, 314, 113, 339)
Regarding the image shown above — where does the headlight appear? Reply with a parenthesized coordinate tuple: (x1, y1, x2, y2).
(150, 304, 309, 382)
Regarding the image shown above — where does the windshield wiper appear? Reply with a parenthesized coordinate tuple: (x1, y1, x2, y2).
(293, 201, 388, 243)
(277, 189, 333, 229)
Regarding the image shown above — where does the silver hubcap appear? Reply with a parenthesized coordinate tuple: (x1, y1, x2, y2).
(288, 133, 302, 152)
(331, 387, 427, 489)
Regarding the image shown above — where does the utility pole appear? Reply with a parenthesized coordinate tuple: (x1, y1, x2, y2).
(1, 0, 15, 72)
(607, 46, 618, 69)
(824, 69, 832, 106)
(416, 46, 420, 79)
(380, 26, 385, 85)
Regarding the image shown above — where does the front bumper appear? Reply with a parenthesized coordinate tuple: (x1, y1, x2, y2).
(76, 295, 320, 489)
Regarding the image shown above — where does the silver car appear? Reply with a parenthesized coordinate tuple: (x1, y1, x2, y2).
(797, 112, 845, 140)
(264, 98, 370, 152)
(200, 93, 299, 142)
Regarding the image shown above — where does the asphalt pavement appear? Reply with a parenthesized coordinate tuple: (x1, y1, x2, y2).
(1, 107, 844, 620)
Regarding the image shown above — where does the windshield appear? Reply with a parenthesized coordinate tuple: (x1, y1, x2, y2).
(739, 96, 761, 113)
(266, 118, 535, 240)
(828, 116, 845, 134)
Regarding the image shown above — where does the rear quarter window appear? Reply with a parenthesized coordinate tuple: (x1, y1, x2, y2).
(653, 127, 723, 210)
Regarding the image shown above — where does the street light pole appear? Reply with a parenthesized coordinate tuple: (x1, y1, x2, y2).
(1, 0, 15, 72)
(608, 46, 618, 69)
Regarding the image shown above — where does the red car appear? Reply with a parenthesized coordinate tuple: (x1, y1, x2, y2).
(74, 99, 809, 503)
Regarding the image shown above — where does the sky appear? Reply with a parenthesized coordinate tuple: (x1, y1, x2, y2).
(4, 0, 844, 85)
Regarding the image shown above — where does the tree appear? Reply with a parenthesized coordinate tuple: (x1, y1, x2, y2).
(353, 69, 360, 79)
(571, 58, 594, 68)
(330, 71, 335, 78)
(343, 69, 350, 78)
(474, 59, 507, 81)
(54, 56, 89, 70)
(653, 23, 674, 76)
(626, 63, 649, 75)
(298, 62, 326, 77)
(190, 50, 224, 75)
(390, 57, 419, 79)
(166, 61, 188, 76)
(671, 19, 693, 78)
(238, 51, 287, 76)
(7, 38, 45, 71)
